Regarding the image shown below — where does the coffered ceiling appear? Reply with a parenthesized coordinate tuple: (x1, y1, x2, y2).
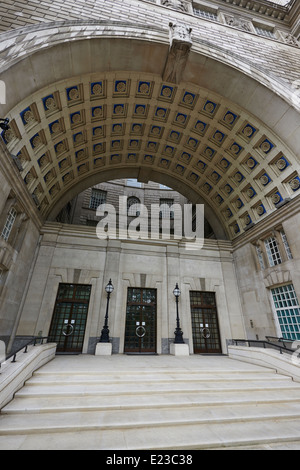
(2, 71, 299, 239)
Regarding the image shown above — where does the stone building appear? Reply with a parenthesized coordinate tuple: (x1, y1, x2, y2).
(0, 0, 299, 357)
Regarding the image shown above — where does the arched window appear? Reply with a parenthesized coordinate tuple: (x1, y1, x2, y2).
(127, 196, 140, 217)
(1, 207, 17, 242)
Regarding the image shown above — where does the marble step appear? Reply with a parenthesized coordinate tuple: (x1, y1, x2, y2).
(25, 371, 288, 385)
(4, 388, 300, 414)
(14, 377, 300, 398)
(2, 355, 300, 449)
(1, 415, 300, 450)
(2, 401, 300, 435)
(33, 366, 276, 376)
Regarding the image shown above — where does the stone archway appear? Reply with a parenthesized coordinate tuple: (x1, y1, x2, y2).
(0, 3, 299, 355)
(1, 62, 299, 241)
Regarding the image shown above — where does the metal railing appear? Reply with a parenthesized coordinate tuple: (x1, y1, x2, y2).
(231, 336, 295, 356)
(0, 337, 48, 372)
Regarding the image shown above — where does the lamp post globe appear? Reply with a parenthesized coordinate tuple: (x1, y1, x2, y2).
(105, 279, 114, 294)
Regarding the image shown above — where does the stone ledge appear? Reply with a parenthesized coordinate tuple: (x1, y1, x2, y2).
(0, 342, 57, 410)
(228, 345, 300, 382)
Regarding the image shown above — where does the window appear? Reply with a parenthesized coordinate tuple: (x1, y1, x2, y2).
(48, 283, 92, 353)
(265, 236, 282, 266)
(189, 291, 222, 353)
(194, 8, 218, 21)
(281, 231, 293, 260)
(159, 199, 174, 219)
(127, 197, 141, 217)
(271, 284, 300, 340)
(1, 207, 17, 242)
(89, 189, 106, 210)
(255, 27, 276, 39)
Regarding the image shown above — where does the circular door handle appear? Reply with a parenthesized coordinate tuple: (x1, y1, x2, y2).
(136, 325, 146, 338)
(62, 323, 74, 336)
(201, 327, 210, 339)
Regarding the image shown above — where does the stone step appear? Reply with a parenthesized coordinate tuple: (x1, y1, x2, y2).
(1, 356, 300, 449)
(1, 401, 300, 435)
(14, 378, 300, 398)
(33, 366, 276, 376)
(0, 417, 300, 450)
(25, 371, 287, 385)
(4, 388, 300, 414)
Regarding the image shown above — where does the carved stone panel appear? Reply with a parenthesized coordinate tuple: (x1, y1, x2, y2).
(163, 22, 192, 84)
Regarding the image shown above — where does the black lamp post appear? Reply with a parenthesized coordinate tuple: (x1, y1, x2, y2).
(99, 279, 114, 343)
(173, 283, 184, 344)
(0, 118, 10, 131)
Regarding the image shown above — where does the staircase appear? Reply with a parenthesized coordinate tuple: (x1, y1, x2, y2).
(1, 354, 300, 450)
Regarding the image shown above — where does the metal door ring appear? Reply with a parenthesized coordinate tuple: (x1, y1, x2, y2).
(201, 327, 210, 339)
(136, 325, 146, 338)
(62, 324, 74, 336)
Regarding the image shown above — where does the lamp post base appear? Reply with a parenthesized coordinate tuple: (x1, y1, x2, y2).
(174, 328, 184, 344)
(170, 343, 189, 356)
(95, 342, 112, 356)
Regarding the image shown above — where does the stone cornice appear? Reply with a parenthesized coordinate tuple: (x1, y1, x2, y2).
(212, 0, 295, 22)
(232, 194, 300, 249)
(41, 221, 234, 255)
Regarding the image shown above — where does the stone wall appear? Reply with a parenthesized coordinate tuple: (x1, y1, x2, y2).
(233, 196, 300, 341)
(0, 0, 299, 90)
(0, 140, 42, 351)
(17, 222, 246, 354)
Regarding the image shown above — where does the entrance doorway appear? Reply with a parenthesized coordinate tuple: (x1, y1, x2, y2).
(124, 288, 157, 353)
(48, 283, 92, 353)
(190, 291, 222, 354)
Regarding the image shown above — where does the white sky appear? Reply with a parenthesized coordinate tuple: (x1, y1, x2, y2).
(267, 0, 291, 5)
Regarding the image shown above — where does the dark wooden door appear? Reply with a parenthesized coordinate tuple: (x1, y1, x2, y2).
(190, 291, 222, 354)
(48, 284, 91, 353)
(124, 288, 157, 353)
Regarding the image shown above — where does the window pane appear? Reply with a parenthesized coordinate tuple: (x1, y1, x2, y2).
(127, 197, 141, 216)
(271, 284, 300, 340)
(89, 189, 106, 210)
(159, 199, 174, 218)
(194, 8, 218, 21)
(265, 237, 282, 266)
(255, 27, 276, 38)
(1, 207, 17, 242)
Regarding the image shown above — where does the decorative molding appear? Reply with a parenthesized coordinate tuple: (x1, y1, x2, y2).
(223, 14, 253, 33)
(263, 269, 292, 288)
(216, 0, 293, 22)
(161, 0, 191, 12)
